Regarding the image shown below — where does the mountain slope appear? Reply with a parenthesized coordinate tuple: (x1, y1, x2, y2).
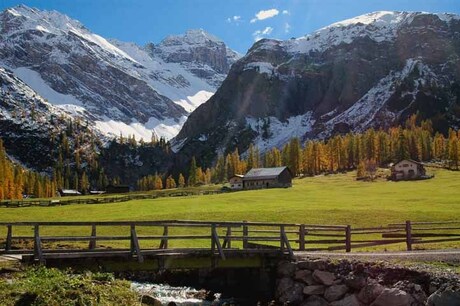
(0, 66, 73, 170)
(175, 11, 460, 162)
(0, 5, 239, 140)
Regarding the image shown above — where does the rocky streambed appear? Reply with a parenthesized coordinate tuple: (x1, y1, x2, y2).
(275, 258, 460, 306)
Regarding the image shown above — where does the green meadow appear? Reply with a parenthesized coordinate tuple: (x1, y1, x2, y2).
(1, 168, 459, 251)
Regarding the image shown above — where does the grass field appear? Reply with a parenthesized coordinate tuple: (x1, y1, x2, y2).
(1, 168, 459, 251)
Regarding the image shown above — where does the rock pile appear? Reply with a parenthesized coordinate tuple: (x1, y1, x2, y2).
(275, 259, 460, 306)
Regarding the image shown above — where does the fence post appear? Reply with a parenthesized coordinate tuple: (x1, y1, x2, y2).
(160, 226, 168, 249)
(280, 225, 285, 252)
(34, 224, 44, 264)
(130, 224, 143, 263)
(345, 225, 351, 253)
(405, 220, 412, 251)
(89, 224, 97, 250)
(6, 225, 12, 252)
(243, 221, 248, 249)
(223, 226, 232, 249)
(299, 224, 305, 251)
(211, 223, 216, 255)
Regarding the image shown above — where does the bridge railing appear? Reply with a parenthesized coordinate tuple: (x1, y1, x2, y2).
(0, 220, 296, 263)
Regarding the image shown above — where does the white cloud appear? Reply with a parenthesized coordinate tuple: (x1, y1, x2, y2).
(284, 22, 291, 33)
(250, 9, 279, 23)
(227, 15, 241, 23)
(282, 10, 289, 15)
(253, 26, 274, 41)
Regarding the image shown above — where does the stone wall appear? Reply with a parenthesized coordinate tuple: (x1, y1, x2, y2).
(275, 258, 460, 306)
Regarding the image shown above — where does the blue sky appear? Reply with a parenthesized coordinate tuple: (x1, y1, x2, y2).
(1, 0, 459, 54)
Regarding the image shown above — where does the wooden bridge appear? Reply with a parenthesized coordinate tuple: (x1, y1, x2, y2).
(0, 220, 459, 269)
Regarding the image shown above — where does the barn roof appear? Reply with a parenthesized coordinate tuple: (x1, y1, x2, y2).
(243, 167, 290, 180)
(394, 159, 424, 166)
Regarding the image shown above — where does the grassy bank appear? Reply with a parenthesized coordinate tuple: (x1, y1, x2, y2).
(0, 265, 138, 305)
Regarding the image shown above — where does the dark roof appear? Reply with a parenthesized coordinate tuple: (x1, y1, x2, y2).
(243, 167, 290, 180)
(394, 159, 424, 166)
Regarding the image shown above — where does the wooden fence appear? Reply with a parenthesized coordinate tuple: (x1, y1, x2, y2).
(296, 221, 460, 252)
(0, 220, 458, 264)
(0, 190, 224, 208)
(0, 220, 295, 264)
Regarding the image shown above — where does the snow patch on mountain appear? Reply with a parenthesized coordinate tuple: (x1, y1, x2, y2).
(246, 113, 315, 153)
(95, 116, 187, 141)
(13, 67, 84, 106)
(244, 62, 276, 76)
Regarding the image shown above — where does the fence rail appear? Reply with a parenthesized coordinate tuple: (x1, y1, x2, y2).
(0, 190, 225, 208)
(0, 220, 458, 264)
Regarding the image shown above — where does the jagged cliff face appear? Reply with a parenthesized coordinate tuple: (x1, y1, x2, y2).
(175, 11, 460, 160)
(0, 67, 71, 170)
(149, 29, 240, 87)
(0, 5, 239, 140)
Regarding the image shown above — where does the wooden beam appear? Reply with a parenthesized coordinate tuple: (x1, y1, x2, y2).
(6, 225, 12, 252)
(406, 220, 412, 251)
(212, 224, 225, 260)
(345, 225, 351, 253)
(222, 226, 232, 249)
(88, 224, 96, 250)
(159, 225, 168, 249)
(242, 221, 248, 249)
(281, 226, 293, 258)
(34, 225, 44, 264)
(299, 224, 305, 251)
(130, 225, 144, 263)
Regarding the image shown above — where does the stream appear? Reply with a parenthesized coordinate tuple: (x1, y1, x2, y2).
(132, 282, 239, 305)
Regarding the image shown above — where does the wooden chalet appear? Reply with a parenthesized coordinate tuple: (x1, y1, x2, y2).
(243, 167, 293, 190)
(390, 159, 428, 181)
(229, 174, 244, 190)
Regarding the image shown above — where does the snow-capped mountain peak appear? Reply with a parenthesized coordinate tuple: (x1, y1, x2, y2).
(0, 5, 240, 140)
(276, 11, 460, 54)
(2, 5, 137, 63)
(161, 29, 222, 46)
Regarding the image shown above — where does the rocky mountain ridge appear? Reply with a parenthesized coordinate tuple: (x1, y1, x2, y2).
(175, 11, 460, 162)
(0, 5, 240, 140)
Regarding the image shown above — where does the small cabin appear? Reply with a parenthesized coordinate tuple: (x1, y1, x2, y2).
(390, 160, 427, 181)
(229, 175, 244, 190)
(58, 189, 81, 197)
(243, 167, 293, 190)
(105, 184, 130, 194)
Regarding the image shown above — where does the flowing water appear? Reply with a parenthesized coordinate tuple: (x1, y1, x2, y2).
(131, 282, 238, 305)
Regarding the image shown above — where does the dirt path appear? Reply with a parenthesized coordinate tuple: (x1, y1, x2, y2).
(295, 249, 460, 262)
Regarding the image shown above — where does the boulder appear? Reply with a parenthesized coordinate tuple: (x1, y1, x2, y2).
(304, 285, 326, 295)
(313, 270, 336, 286)
(344, 276, 367, 290)
(325, 285, 349, 302)
(298, 260, 328, 271)
(370, 288, 410, 306)
(141, 295, 162, 306)
(357, 281, 384, 304)
(331, 294, 361, 306)
(277, 261, 297, 277)
(427, 289, 460, 306)
(295, 269, 313, 283)
(276, 278, 304, 304)
(301, 295, 331, 306)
